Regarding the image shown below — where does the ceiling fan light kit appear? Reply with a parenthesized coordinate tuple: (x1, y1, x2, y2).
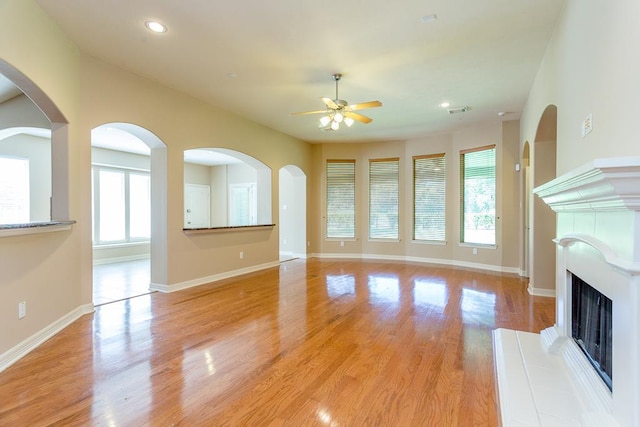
(291, 73, 382, 131)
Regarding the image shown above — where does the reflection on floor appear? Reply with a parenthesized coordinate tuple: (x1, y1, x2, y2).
(93, 258, 153, 306)
(279, 252, 298, 263)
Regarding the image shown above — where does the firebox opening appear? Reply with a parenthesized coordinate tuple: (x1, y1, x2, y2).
(570, 271, 613, 391)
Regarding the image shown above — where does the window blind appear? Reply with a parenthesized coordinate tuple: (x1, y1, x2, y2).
(326, 160, 356, 238)
(460, 145, 496, 245)
(413, 153, 446, 241)
(369, 158, 399, 239)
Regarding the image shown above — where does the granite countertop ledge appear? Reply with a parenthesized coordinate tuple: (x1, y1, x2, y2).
(0, 220, 76, 236)
(183, 223, 275, 234)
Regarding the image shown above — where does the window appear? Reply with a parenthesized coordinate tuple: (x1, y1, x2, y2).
(413, 154, 446, 241)
(92, 165, 150, 244)
(326, 160, 355, 238)
(0, 156, 29, 224)
(460, 145, 496, 245)
(369, 158, 398, 240)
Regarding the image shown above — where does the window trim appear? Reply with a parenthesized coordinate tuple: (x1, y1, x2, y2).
(92, 164, 151, 246)
(459, 144, 497, 246)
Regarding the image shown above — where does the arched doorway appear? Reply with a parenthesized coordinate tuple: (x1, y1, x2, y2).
(279, 165, 306, 262)
(528, 105, 557, 296)
(91, 123, 167, 304)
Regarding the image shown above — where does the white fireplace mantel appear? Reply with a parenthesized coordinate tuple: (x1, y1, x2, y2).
(494, 157, 640, 427)
(534, 156, 640, 212)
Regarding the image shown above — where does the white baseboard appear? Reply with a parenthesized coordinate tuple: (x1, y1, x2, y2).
(150, 261, 280, 293)
(0, 303, 95, 373)
(93, 254, 150, 266)
(311, 252, 520, 275)
(527, 283, 556, 297)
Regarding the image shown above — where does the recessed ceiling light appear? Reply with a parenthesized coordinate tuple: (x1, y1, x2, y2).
(421, 14, 438, 24)
(145, 20, 167, 33)
(439, 101, 451, 108)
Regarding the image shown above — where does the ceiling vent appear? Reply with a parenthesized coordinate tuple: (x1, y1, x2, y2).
(448, 106, 470, 114)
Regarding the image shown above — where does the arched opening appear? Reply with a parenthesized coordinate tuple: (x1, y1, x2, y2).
(183, 148, 272, 228)
(529, 105, 557, 296)
(91, 123, 167, 305)
(279, 165, 306, 262)
(0, 60, 69, 224)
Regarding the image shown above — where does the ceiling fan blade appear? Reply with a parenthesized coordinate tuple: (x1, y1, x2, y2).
(321, 97, 339, 109)
(345, 111, 373, 124)
(290, 109, 330, 116)
(349, 100, 382, 111)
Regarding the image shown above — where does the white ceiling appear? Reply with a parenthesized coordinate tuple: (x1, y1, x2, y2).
(33, 0, 564, 143)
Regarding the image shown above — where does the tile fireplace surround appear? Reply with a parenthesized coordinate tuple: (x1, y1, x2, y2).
(493, 157, 640, 426)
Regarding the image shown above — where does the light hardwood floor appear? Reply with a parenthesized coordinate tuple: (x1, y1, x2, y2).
(0, 259, 555, 426)
(93, 258, 152, 305)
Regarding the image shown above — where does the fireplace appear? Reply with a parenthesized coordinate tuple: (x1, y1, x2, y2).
(493, 158, 640, 427)
(571, 272, 612, 391)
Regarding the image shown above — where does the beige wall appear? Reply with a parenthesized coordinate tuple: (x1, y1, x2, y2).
(312, 120, 521, 271)
(0, 0, 82, 358)
(519, 0, 640, 291)
(184, 163, 210, 186)
(77, 55, 311, 288)
(501, 120, 521, 269)
(521, 0, 640, 174)
(0, 0, 313, 358)
(6, 0, 630, 366)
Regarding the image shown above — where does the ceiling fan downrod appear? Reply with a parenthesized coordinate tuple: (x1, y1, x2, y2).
(332, 73, 342, 101)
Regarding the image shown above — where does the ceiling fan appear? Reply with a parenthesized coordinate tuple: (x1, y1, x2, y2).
(290, 73, 382, 131)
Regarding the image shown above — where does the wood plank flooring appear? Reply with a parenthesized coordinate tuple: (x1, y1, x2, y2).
(0, 259, 555, 426)
(93, 258, 152, 305)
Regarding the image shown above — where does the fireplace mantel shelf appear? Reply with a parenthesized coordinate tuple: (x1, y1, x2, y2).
(534, 156, 640, 212)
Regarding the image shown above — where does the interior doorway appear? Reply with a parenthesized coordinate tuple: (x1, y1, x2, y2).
(279, 165, 306, 262)
(527, 105, 557, 296)
(91, 123, 167, 305)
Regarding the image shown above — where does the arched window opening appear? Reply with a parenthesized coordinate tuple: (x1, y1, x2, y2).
(183, 148, 272, 228)
(0, 69, 57, 226)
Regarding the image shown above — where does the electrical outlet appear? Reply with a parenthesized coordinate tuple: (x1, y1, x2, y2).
(18, 301, 26, 319)
(239, 251, 244, 259)
(472, 248, 478, 255)
(340, 241, 344, 247)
